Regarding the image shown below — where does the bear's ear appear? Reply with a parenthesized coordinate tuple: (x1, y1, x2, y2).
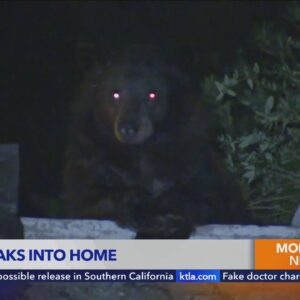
(76, 42, 100, 73)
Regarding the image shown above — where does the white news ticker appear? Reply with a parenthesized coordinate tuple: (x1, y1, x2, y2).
(0, 240, 253, 269)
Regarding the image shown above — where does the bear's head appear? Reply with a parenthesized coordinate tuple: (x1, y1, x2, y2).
(97, 64, 170, 144)
(77, 44, 194, 145)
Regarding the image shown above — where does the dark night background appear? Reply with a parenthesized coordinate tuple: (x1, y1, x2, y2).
(0, 1, 286, 217)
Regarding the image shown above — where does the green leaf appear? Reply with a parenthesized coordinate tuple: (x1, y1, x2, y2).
(239, 134, 260, 149)
(225, 89, 237, 97)
(265, 153, 273, 161)
(216, 92, 224, 102)
(233, 69, 239, 80)
(243, 169, 255, 183)
(260, 143, 269, 152)
(224, 75, 230, 86)
(224, 75, 238, 87)
(215, 81, 224, 93)
(265, 96, 274, 114)
(253, 63, 260, 74)
(247, 78, 254, 90)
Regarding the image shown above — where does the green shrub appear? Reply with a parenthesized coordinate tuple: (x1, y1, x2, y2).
(203, 3, 300, 225)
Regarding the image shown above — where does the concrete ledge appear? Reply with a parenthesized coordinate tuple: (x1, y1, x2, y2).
(21, 218, 136, 239)
(21, 217, 300, 239)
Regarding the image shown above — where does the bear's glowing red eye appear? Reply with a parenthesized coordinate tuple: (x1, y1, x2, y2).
(148, 92, 157, 101)
(113, 92, 120, 100)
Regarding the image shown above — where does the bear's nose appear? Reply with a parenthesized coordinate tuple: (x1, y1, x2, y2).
(119, 122, 138, 137)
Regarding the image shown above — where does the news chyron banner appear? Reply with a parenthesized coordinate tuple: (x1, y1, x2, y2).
(0, 240, 299, 283)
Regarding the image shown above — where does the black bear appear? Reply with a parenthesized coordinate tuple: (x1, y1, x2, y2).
(63, 44, 250, 238)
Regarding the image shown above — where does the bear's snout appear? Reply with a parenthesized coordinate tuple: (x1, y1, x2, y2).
(114, 116, 153, 145)
(118, 120, 139, 139)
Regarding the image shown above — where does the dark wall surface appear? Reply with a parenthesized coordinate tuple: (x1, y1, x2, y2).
(0, 1, 285, 216)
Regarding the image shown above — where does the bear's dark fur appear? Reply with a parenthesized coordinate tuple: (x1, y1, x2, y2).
(64, 45, 250, 238)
